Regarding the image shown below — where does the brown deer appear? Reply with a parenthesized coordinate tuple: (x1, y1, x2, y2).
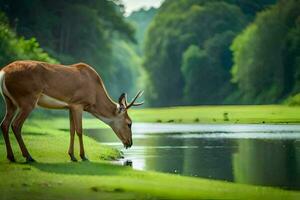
(0, 60, 143, 162)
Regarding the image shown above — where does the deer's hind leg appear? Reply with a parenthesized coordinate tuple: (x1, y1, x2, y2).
(1, 95, 17, 162)
(11, 96, 37, 163)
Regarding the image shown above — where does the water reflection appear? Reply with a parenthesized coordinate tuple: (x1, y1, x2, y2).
(86, 125, 300, 189)
(182, 139, 234, 180)
(233, 139, 300, 189)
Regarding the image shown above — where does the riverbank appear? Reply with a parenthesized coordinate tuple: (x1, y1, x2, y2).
(1, 105, 300, 199)
(130, 105, 300, 124)
(0, 119, 299, 199)
(29, 105, 300, 131)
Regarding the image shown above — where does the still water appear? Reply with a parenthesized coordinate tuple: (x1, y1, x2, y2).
(86, 123, 300, 190)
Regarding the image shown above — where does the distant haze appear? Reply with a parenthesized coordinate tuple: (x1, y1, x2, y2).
(122, 0, 164, 15)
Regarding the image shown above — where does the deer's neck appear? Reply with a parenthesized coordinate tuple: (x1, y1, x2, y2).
(91, 88, 118, 123)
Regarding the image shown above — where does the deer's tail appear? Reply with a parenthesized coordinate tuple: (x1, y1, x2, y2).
(0, 70, 5, 98)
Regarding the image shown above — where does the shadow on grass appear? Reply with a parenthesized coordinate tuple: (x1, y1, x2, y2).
(23, 132, 50, 136)
(32, 161, 130, 176)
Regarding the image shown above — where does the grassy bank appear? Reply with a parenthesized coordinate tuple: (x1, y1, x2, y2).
(131, 105, 300, 124)
(0, 118, 299, 200)
(30, 105, 300, 130)
(25, 105, 300, 154)
(1, 105, 300, 199)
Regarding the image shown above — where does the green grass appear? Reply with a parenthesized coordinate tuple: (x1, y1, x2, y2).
(1, 105, 300, 199)
(28, 105, 300, 132)
(130, 105, 300, 124)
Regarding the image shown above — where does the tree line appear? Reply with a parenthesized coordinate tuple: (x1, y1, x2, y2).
(0, 0, 299, 111)
(0, 0, 144, 117)
(143, 0, 300, 106)
(231, 0, 300, 104)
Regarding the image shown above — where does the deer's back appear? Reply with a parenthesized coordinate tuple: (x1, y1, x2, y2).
(1, 60, 101, 105)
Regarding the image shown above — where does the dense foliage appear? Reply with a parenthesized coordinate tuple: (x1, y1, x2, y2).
(109, 39, 145, 99)
(144, 0, 276, 106)
(231, 0, 300, 104)
(1, 0, 299, 109)
(0, 0, 134, 65)
(0, 0, 143, 101)
(0, 12, 56, 117)
(0, 12, 55, 65)
(127, 8, 157, 56)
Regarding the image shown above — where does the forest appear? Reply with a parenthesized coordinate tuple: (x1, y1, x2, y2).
(0, 0, 299, 110)
(0, 1, 300, 199)
(143, 0, 300, 106)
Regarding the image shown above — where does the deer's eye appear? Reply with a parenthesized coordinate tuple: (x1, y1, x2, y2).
(128, 123, 132, 129)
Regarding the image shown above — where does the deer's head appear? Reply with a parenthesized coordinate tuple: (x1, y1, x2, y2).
(109, 91, 144, 148)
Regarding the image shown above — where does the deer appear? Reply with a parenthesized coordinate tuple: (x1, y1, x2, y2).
(0, 60, 143, 162)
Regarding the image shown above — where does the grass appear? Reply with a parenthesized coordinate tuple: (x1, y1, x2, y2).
(0, 121, 299, 200)
(130, 105, 300, 124)
(1, 105, 300, 199)
(29, 105, 300, 131)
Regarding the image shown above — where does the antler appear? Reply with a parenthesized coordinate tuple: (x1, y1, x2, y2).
(126, 90, 144, 109)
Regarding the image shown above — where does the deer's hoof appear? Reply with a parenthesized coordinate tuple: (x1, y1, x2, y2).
(69, 153, 78, 162)
(7, 155, 16, 163)
(81, 156, 89, 162)
(26, 156, 36, 163)
(70, 156, 78, 162)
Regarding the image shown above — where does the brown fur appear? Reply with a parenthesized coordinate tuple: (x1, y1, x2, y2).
(0, 60, 142, 162)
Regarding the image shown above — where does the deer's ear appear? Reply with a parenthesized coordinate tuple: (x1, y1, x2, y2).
(118, 93, 127, 113)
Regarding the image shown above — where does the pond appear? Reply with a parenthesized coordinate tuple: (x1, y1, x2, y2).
(86, 123, 300, 190)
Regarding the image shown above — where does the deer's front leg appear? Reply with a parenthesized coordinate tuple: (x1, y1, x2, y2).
(68, 109, 77, 162)
(70, 106, 88, 161)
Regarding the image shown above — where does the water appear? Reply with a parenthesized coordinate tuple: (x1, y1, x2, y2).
(86, 123, 300, 190)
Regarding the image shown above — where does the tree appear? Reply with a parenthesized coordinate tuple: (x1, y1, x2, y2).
(181, 45, 210, 104)
(127, 7, 157, 56)
(0, 0, 135, 78)
(0, 11, 55, 117)
(0, 12, 55, 66)
(109, 39, 145, 100)
(231, 0, 300, 103)
(182, 31, 236, 104)
(144, 0, 247, 106)
(0, 0, 144, 103)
